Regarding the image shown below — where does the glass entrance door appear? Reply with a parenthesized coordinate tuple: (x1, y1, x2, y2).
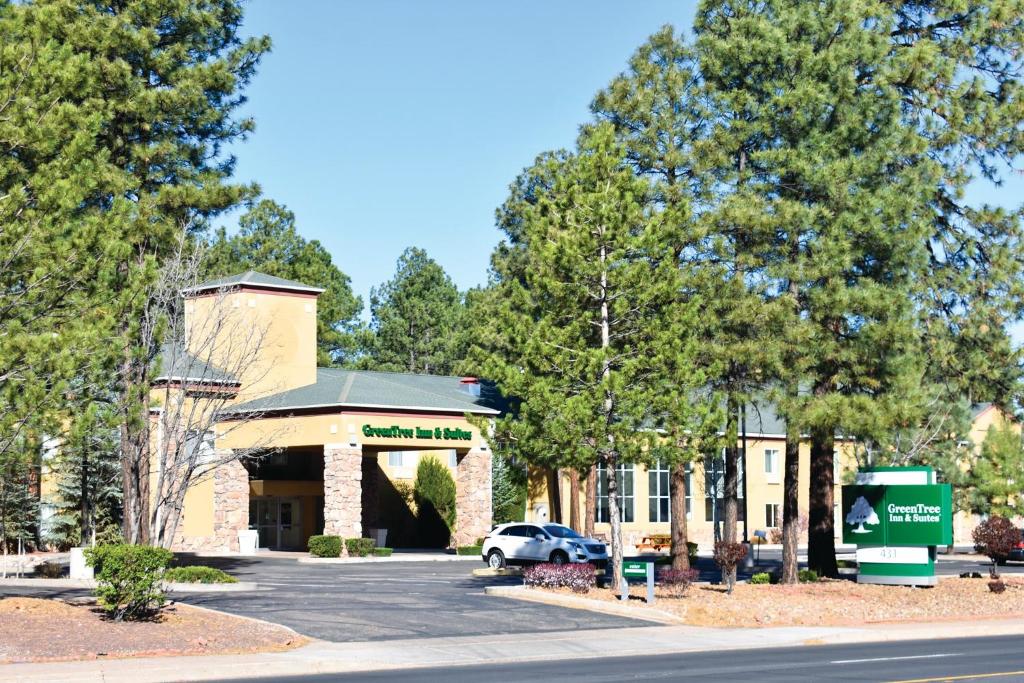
(250, 498, 303, 550)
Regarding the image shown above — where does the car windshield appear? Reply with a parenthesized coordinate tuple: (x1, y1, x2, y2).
(544, 525, 583, 539)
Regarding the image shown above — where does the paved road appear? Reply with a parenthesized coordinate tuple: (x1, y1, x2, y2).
(172, 556, 648, 642)
(212, 634, 1024, 682)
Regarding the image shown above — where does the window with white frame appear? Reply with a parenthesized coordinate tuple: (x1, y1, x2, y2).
(705, 449, 744, 522)
(648, 460, 670, 523)
(596, 462, 634, 523)
(764, 448, 780, 482)
(448, 449, 458, 468)
(765, 503, 781, 528)
(388, 451, 405, 468)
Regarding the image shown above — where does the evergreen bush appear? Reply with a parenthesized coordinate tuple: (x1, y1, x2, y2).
(456, 545, 482, 556)
(750, 572, 771, 584)
(414, 455, 456, 547)
(164, 566, 237, 584)
(308, 535, 342, 558)
(84, 544, 173, 620)
(345, 537, 375, 557)
(373, 547, 393, 557)
(798, 569, 819, 583)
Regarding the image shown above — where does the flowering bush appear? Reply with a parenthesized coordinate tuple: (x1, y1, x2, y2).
(657, 567, 699, 597)
(523, 562, 596, 593)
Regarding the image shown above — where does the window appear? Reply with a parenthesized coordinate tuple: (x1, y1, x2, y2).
(185, 429, 216, 466)
(764, 449, 780, 482)
(648, 461, 694, 523)
(388, 451, 404, 468)
(596, 463, 634, 523)
(649, 460, 670, 523)
(448, 449, 458, 468)
(704, 450, 744, 522)
(765, 503, 781, 528)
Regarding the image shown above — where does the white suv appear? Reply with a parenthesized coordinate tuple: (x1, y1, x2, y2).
(481, 523, 608, 569)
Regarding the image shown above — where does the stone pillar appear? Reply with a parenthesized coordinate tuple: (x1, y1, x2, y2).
(455, 448, 492, 547)
(212, 457, 249, 552)
(324, 444, 363, 541)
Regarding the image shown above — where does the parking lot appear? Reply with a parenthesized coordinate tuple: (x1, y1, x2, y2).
(173, 556, 649, 642)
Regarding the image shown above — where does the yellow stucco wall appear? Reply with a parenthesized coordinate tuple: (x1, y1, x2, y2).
(181, 477, 215, 537)
(184, 288, 318, 401)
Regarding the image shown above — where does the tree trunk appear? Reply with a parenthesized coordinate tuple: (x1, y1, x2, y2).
(605, 453, 625, 594)
(568, 468, 580, 531)
(781, 424, 800, 584)
(119, 354, 151, 546)
(670, 460, 690, 571)
(80, 449, 91, 545)
(548, 469, 562, 524)
(808, 425, 838, 577)
(584, 464, 596, 538)
(723, 394, 740, 586)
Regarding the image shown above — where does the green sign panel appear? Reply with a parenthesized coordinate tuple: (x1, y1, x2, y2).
(622, 561, 648, 577)
(361, 424, 473, 441)
(842, 484, 952, 546)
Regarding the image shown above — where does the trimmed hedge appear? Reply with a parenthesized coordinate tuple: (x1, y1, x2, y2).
(749, 572, 771, 585)
(345, 537, 375, 557)
(456, 545, 483, 556)
(373, 547, 393, 557)
(308, 535, 342, 558)
(84, 544, 173, 621)
(798, 569, 819, 583)
(164, 566, 238, 584)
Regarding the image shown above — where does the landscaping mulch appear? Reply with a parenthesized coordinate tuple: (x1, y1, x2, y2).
(0, 597, 307, 663)
(544, 576, 1024, 628)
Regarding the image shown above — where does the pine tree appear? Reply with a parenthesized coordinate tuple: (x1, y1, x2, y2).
(696, 0, 938, 577)
(490, 452, 526, 525)
(204, 199, 364, 367)
(25, 0, 271, 543)
(363, 247, 466, 375)
(476, 124, 682, 587)
(414, 455, 457, 547)
(970, 425, 1024, 518)
(591, 28, 724, 571)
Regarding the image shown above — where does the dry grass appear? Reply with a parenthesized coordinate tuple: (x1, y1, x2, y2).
(0, 597, 306, 663)
(547, 577, 1024, 628)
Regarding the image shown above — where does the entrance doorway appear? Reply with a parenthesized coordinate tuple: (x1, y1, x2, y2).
(251, 497, 303, 550)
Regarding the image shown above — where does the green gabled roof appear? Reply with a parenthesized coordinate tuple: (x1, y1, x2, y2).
(153, 344, 239, 385)
(184, 270, 325, 296)
(227, 368, 502, 416)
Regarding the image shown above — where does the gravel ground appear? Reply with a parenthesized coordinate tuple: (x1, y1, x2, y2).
(548, 576, 1024, 627)
(0, 597, 306, 663)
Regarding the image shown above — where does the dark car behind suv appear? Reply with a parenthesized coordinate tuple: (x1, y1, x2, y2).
(1009, 529, 1024, 562)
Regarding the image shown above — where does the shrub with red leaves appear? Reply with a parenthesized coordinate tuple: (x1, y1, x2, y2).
(713, 541, 749, 594)
(973, 515, 1019, 577)
(523, 563, 596, 593)
(657, 567, 699, 597)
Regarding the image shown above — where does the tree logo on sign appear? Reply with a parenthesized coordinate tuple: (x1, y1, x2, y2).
(846, 496, 879, 533)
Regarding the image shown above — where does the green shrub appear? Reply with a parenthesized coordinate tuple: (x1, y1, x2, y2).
(373, 547, 393, 557)
(164, 566, 238, 584)
(308, 535, 342, 558)
(414, 455, 456, 547)
(688, 541, 698, 561)
(345, 537, 375, 557)
(798, 569, 819, 583)
(750, 572, 771, 585)
(84, 544, 173, 621)
(837, 559, 857, 569)
(457, 545, 483, 556)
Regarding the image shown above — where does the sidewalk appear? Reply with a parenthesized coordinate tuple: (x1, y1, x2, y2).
(7, 616, 1024, 682)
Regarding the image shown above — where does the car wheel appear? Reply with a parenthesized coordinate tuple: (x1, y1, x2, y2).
(487, 549, 506, 569)
(550, 550, 569, 565)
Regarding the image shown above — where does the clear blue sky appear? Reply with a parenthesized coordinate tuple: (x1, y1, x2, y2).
(226, 0, 1023, 337)
(225, 0, 698, 312)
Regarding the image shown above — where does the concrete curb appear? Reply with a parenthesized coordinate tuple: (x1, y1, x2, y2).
(0, 577, 95, 589)
(298, 555, 481, 564)
(472, 567, 523, 577)
(166, 581, 258, 593)
(484, 585, 685, 625)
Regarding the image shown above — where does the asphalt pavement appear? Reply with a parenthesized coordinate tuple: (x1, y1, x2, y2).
(169, 555, 649, 641)
(209, 634, 1024, 682)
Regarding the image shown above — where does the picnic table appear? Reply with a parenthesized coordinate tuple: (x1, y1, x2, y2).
(636, 534, 671, 553)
